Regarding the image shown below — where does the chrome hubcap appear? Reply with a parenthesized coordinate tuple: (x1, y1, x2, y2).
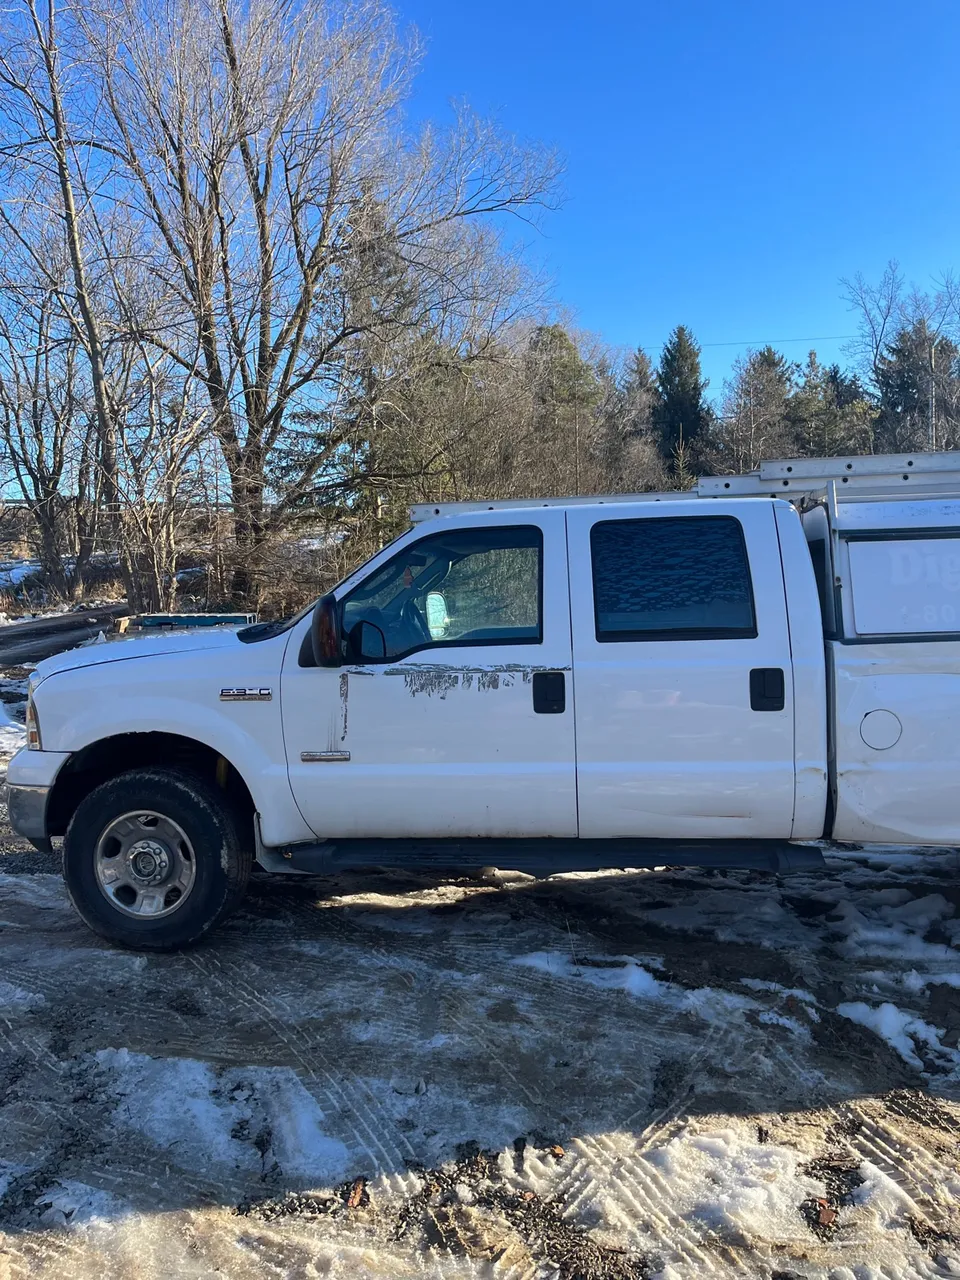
(94, 811, 196, 918)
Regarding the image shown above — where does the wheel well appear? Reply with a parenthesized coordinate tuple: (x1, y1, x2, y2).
(47, 733, 256, 842)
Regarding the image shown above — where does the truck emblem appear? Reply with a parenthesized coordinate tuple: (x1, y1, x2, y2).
(220, 688, 272, 701)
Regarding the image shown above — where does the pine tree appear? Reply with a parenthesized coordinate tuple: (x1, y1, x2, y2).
(875, 320, 960, 451)
(787, 353, 875, 457)
(622, 348, 657, 439)
(525, 324, 602, 495)
(653, 326, 711, 472)
(593, 347, 666, 492)
(716, 346, 795, 473)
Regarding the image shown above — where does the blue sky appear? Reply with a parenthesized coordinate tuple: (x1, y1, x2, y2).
(398, 0, 960, 399)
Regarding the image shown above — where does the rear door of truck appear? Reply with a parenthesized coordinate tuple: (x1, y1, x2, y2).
(566, 500, 797, 839)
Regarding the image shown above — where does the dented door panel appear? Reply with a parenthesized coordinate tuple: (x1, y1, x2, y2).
(831, 640, 960, 844)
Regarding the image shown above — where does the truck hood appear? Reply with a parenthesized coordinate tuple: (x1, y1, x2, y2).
(34, 627, 244, 681)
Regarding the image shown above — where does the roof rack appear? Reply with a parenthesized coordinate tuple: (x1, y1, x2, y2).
(697, 451, 960, 499)
(408, 451, 960, 522)
(408, 490, 702, 522)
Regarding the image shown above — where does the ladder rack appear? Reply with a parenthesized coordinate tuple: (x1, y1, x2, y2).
(408, 451, 960, 522)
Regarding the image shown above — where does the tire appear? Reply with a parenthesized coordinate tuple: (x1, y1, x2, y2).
(63, 768, 252, 950)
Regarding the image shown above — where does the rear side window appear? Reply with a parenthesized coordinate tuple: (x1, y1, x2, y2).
(590, 516, 757, 641)
(847, 534, 960, 635)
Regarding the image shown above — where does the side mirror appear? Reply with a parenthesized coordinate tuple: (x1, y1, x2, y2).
(425, 590, 448, 639)
(311, 592, 342, 667)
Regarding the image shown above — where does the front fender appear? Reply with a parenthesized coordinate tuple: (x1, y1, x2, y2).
(35, 648, 314, 847)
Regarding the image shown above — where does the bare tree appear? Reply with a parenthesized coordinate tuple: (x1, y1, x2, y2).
(79, 0, 557, 602)
(844, 262, 960, 451)
(0, 0, 137, 594)
(0, 283, 98, 596)
(842, 262, 908, 391)
(108, 340, 214, 609)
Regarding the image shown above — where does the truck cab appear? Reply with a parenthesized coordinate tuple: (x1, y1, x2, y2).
(7, 451, 960, 949)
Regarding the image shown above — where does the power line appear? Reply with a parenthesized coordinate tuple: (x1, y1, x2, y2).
(701, 334, 857, 348)
(636, 333, 857, 354)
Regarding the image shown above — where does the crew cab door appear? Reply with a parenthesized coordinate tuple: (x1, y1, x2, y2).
(566, 502, 796, 838)
(281, 511, 577, 839)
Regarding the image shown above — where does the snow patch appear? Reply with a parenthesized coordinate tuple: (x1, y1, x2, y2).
(0, 978, 43, 1010)
(0, 699, 25, 756)
(95, 1049, 351, 1184)
(645, 1124, 823, 1244)
(826, 893, 957, 965)
(0, 871, 70, 907)
(513, 950, 772, 1025)
(0, 560, 42, 589)
(837, 1000, 959, 1075)
(250, 1071, 352, 1180)
(35, 1180, 134, 1230)
(862, 968, 960, 994)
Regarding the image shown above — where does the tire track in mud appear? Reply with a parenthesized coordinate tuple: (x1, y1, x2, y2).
(3, 859, 960, 1277)
(242, 893, 703, 1275)
(552, 1021, 762, 1278)
(561, 1132, 728, 1275)
(183, 948, 425, 1198)
(480, 1019, 757, 1276)
(836, 1101, 960, 1232)
(276, 889, 622, 1273)
(294, 885, 649, 1120)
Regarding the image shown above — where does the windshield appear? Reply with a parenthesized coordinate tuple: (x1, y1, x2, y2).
(235, 528, 412, 644)
(235, 603, 312, 644)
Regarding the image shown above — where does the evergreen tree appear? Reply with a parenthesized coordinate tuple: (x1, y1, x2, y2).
(716, 346, 795, 473)
(653, 326, 711, 471)
(825, 364, 868, 410)
(787, 353, 876, 456)
(594, 347, 665, 491)
(875, 320, 960, 451)
(622, 347, 657, 439)
(525, 324, 602, 494)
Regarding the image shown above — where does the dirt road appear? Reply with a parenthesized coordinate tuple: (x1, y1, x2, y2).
(0, 789, 958, 1278)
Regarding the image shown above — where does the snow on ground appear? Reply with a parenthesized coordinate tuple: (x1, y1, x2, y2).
(0, 829, 958, 1278)
(0, 559, 42, 590)
(94, 1048, 352, 1183)
(836, 1000, 960, 1077)
(0, 698, 25, 757)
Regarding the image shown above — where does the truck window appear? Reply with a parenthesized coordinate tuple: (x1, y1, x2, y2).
(590, 516, 756, 641)
(341, 525, 542, 660)
(847, 534, 960, 635)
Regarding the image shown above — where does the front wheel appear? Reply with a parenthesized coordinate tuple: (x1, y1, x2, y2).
(63, 768, 252, 950)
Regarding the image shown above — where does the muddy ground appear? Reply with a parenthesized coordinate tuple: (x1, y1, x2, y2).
(0, 788, 959, 1278)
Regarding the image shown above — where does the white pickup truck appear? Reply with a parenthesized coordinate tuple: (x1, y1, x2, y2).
(8, 452, 960, 949)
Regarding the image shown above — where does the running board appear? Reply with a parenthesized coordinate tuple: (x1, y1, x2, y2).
(256, 837, 826, 877)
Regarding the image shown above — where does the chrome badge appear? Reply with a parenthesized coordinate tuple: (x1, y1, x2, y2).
(220, 687, 272, 702)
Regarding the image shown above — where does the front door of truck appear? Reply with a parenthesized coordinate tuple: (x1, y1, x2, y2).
(281, 511, 577, 839)
(566, 502, 796, 839)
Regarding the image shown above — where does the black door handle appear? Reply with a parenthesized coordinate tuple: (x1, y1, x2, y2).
(750, 667, 785, 711)
(533, 670, 565, 714)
